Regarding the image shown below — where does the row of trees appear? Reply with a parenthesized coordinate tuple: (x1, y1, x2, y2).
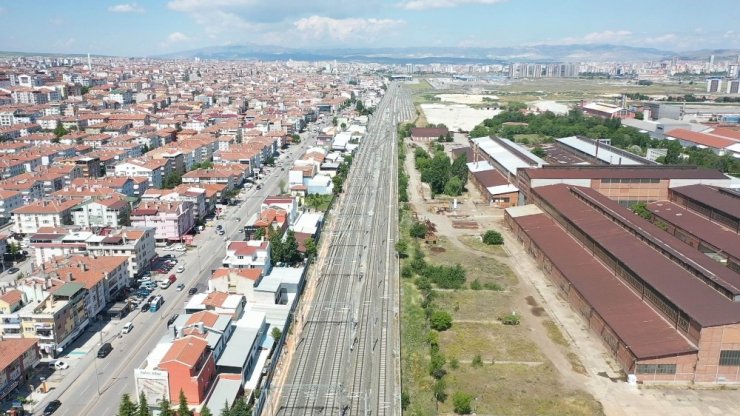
(332, 155, 353, 194)
(469, 109, 739, 174)
(414, 146, 468, 197)
(118, 390, 253, 416)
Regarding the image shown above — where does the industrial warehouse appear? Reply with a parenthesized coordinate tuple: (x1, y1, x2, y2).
(505, 183, 740, 383)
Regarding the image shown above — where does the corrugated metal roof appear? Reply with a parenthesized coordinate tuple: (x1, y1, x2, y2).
(670, 184, 740, 220)
(534, 185, 740, 327)
(556, 136, 646, 166)
(647, 201, 740, 259)
(216, 327, 259, 368)
(472, 137, 536, 176)
(524, 165, 728, 180)
(513, 213, 696, 359)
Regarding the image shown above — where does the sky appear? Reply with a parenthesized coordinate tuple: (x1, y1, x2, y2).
(1, 0, 739, 56)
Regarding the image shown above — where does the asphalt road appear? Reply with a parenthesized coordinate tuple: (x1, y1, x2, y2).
(33, 131, 317, 416)
(274, 82, 415, 415)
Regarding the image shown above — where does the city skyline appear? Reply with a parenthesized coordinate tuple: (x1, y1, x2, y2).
(1, 0, 739, 56)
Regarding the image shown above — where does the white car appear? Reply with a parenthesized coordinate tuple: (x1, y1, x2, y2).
(121, 322, 134, 334)
(50, 360, 69, 370)
(176, 266, 185, 273)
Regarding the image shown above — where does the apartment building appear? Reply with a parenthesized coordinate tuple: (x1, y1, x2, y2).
(12, 199, 79, 234)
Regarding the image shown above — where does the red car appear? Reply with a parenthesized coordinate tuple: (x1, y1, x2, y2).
(168, 274, 177, 283)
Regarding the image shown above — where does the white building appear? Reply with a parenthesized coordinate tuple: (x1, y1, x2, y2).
(71, 198, 131, 228)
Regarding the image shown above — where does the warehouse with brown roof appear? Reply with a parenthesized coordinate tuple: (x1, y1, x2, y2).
(506, 184, 740, 383)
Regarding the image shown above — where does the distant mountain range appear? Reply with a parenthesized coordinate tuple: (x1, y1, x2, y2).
(156, 44, 740, 64)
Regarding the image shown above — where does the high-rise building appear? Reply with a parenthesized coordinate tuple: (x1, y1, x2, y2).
(727, 79, 740, 94)
(707, 78, 722, 93)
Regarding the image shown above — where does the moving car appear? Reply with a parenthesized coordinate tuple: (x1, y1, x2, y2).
(176, 266, 185, 273)
(7, 267, 19, 274)
(149, 295, 163, 312)
(176, 283, 185, 291)
(166, 313, 179, 327)
(97, 342, 113, 358)
(43, 400, 61, 415)
(121, 322, 134, 334)
(188, 287, 198, 295)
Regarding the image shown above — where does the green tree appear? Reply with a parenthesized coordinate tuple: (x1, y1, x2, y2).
(450, 154, 468, 185)
(229, 397, 251, 416)
(430, 310, 453, 331)
(409, 222, 427, 239)
(452, 392, 474, 414)
(177, 390, 192, 416)
(443, 176, 463, 196)
(282, 230, 300, 265)
(138, 392, 151, 416)
(7, 242, 19, 256)
(53, 124, 69, 139)
(304, 236, 317, 259)
(141, 144, 150, 154)
(278, 178, 287, 194)
(118, 393, 138, 416)
(531, 146, 547, 158)
(220, 400, 231, 416)
(291, 134, 301, 144)
(401, 390, 410, 410)
(163, 172, 182, 189)
(158, 397, 173, 416)
(253, 227, 265, 239)
(268, 228, 284, 263)
(482, 230, 504, 245)
(80, 85, 90, 95)
(422, 152, 452, 194)
(332, 117, 338, 126)
(271, 326, 282, 342)
(200, 405, 213, 416)
(340, 122, 347, 130)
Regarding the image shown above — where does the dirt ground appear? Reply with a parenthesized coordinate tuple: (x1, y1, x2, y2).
(402, 139, 740, 416)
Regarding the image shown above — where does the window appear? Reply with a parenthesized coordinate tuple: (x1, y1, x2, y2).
(636, 364, 676, 374)
(719, 350, 740, 366)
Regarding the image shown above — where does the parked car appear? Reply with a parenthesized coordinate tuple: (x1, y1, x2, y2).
(43, 400, 61, 415)
(217, 230, 225, 236)
(49, 360, 69, 370)
(97, 342, 113, 358)
(140, 302, 150, 312)
(216, 224, 223, 230)
(167, 314, 179, 327)
(188, 287, 198, 295)
(121, 322, 134, 334)
(7, 267, 19, 274)
(176, 266, 185, 273)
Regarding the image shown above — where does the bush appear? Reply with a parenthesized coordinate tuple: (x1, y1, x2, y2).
(395, 240, 409, 258)
(429, 350, 447, 379)
(432, 378, 447, 402)
(452, 392, 474, 414)
(482, 230, 504, 245)
(401, 391, 410, 410)
(501, 313, 521, 325)
(449, 356, 459, 369)
(424, 264, 466, 289)
(430, 310, 453, 331)
(470, 279, 482, 290)
(471, 354, 483, 368)
(409, 222, 428, 239)
(401, 265, 413, 279)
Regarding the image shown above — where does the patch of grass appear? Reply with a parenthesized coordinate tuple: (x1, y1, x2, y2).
(424, 237, 516, 288)
(542, 320, 569, 347)
(438, 322, 544, 362)
(513, 133, 550, 145)
(435, 290, 515, 322)
(401, 280, 437, 415)
(458, 235, 509, 257)
(439, 363, 604, 416)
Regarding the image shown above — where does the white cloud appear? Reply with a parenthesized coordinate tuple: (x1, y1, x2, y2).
(398, 0, 506, 10)
(293, 16, 404, 42)
(108, 3, 145, 13)
(643, 33, 677, 44)
(581, 30, 632, 43)
(167, 32, 190, 43)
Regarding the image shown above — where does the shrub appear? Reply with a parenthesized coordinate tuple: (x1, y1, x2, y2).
(429, 350, 447, 379)
(484, 282, 503, 291)
(424, 264, 466, 289)
(432, 378, 447, 402)
(501, 313, 521, 325)
(401, 265, 413, 279)
(482, 230, 504, 245)
(410, 222, 428, 239)
(430, 310, 453, 331)
(452, 392, 474, 414)
(449, 357, 459, 369)
(471, 355, 483, 368)
(470, 279, 482, 290)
